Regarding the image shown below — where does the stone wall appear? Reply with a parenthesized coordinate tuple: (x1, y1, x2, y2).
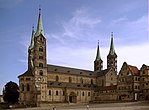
(46, 87, 93, 103)
(47, 72, 96, 85)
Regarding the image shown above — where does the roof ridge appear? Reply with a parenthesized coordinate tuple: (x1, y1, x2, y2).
(47, 64, 93, 72)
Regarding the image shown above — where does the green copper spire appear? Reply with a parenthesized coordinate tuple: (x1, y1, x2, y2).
(29, 26, 35, 50)
(95, 40, 101, 60)
(109, 32, 116, 55)
(35, 8, 44, 37)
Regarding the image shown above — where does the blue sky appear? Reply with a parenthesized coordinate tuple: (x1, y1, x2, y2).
(0, 0, 148, 94)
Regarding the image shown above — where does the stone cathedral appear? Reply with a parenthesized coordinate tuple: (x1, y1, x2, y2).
(19, 9, 149, 106)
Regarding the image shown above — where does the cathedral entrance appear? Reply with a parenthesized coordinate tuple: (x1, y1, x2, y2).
(69, 92, 77, 103)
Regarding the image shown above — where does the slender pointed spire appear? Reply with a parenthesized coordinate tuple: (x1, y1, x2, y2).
(29, 26, 35, 50)
(95, 40, 101, 60)
(109, 32, 116, 55)
(94, 40, 103, 71)
(35, 7, 44, 37)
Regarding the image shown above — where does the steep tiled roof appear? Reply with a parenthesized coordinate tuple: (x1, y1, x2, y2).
(18, 70, 33, 78)
(47, 64, 95, 77)
(95, 41, 102, 61)
(28, 26, 35, 50)
(108, 33, 117, 56)
(128, 65, 139, 75)
(35, 8, 45, 37)
(97, 68, 110, 77)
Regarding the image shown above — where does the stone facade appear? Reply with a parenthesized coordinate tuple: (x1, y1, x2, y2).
(97, 68, 117, 87)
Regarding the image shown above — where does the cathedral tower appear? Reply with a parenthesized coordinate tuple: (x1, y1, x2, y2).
(94, 41, 103, 71)
(107, 32, 117, 73)
(29, 8, 47, 106)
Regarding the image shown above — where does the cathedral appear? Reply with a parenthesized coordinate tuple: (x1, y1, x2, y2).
(18, 9, 149, 106)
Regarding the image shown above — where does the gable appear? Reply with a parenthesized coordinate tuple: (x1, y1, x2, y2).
(105, 68, 116, 77)
(97, 69, 110, 77)
(118, 62, 139, 76)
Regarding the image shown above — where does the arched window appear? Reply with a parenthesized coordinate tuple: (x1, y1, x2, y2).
(63, 91, 65, 96)
(82, 91, 84, 96)
(49, 90, 51, 95)
(69, 77, 72, 83)
(27, 84, 30, 91)
(56, 91, 58, 95)
(91, 79, 93, 84)
(39, 63, 43, 68)
(40, 37, 43, 42)
(22, 84, 24, 91)
(56, 76, 59, 82)
(39, 70, 43, 76)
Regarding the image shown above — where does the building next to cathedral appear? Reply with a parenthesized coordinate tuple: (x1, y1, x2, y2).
(18, 9, 149, 106)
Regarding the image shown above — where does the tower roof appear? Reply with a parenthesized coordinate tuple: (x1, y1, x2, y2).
(108, 32, 116, 56)
(29, 26, 35, 50)
(95, 41, 102, 60)
(35, 8, 44, 37)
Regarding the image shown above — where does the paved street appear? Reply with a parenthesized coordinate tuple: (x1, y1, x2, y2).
(12, 101, 149, 110)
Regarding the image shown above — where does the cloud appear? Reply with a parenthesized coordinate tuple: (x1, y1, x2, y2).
(47, 7, 101, 47)
(62, 7, 101, 39)
(47, 46, 95, 70)
(111, 17, 127, 25)
(70, 7, 101, 29)
(18, 33, 30, 67)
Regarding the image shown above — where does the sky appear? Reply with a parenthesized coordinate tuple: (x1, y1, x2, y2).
(0, 0, 148, 94)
